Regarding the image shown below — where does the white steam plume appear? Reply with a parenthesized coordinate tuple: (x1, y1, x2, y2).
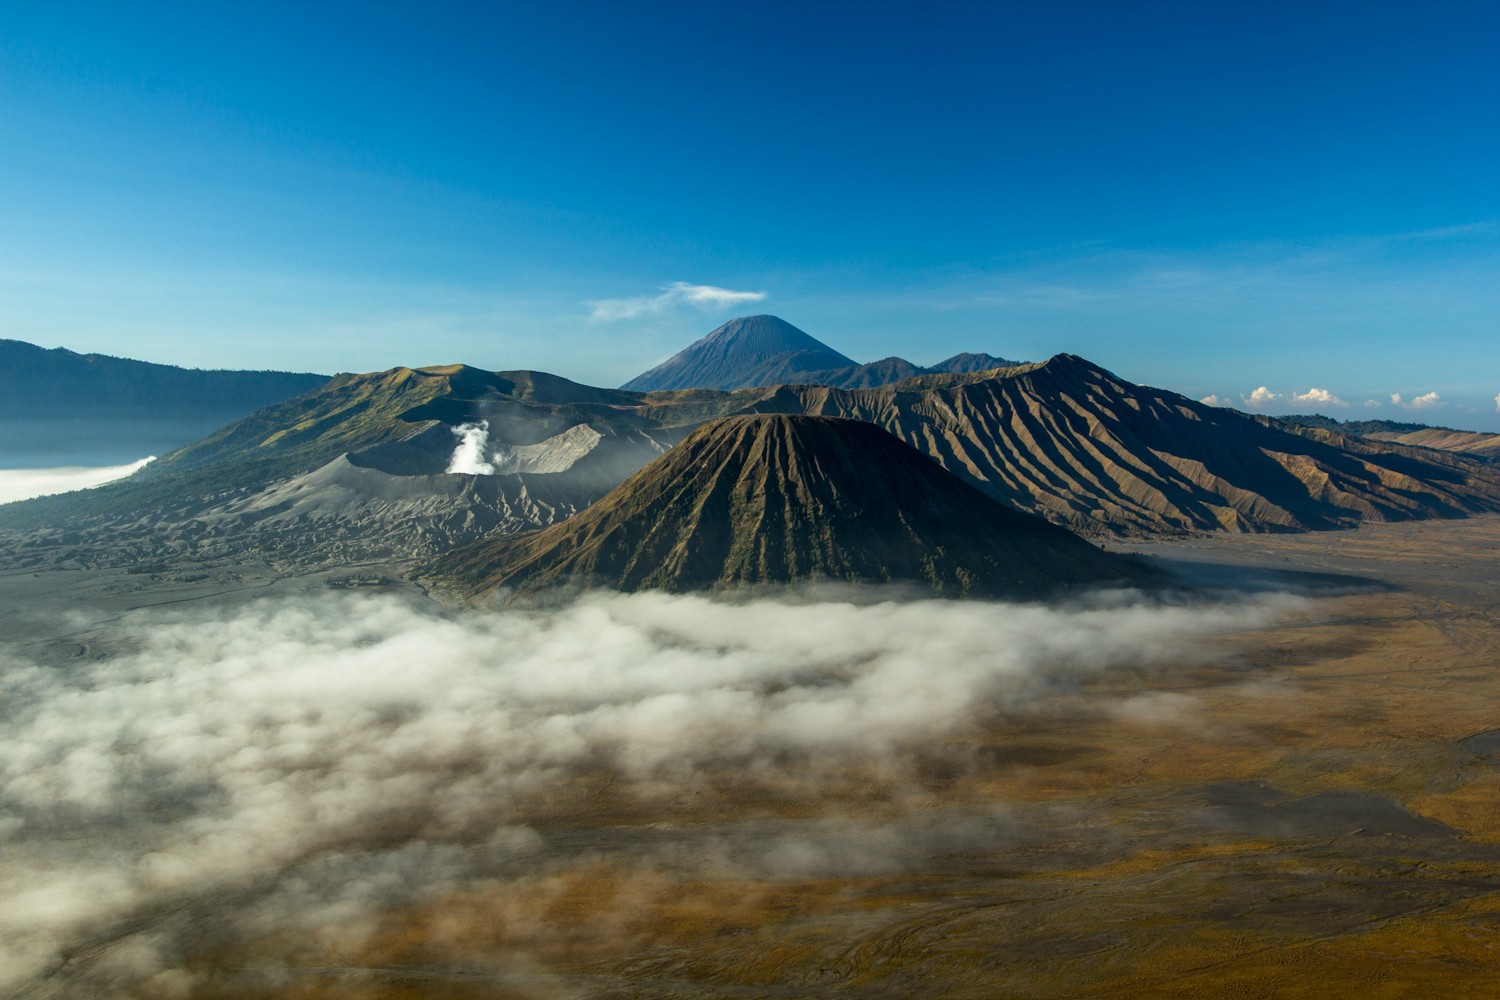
(0, 588, 1304, 990)
(446, 420, 496, 474)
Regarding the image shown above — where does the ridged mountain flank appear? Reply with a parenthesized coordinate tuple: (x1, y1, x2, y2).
(436, 414, 1151, 598)
(630, 355, 1500, 535)
(620, 315, 858, 391)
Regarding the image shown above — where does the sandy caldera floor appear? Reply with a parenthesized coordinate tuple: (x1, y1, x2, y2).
(6, 517, 1500, 999)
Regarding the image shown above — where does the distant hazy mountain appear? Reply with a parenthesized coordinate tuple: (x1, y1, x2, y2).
(436, 414, 1150, 598)
(1278, 414, 1500, 459)
(926, 352, 1021, 374)
(620, 315, 857, 391)
(0, 339, 328, 465)
(621, 315, 1022, 392)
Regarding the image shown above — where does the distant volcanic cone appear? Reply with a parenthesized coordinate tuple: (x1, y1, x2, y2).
(436, 414, 1154, 598)
(620, 314, 857, 391)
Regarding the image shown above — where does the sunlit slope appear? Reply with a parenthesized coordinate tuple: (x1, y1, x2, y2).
(1364, 427, 1500, 458)
(1279, 414, 1500, 459)
(438, 414, 1151, 597)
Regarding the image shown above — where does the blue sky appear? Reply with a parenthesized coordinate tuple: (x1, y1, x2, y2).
(2, 1, 1497, 427)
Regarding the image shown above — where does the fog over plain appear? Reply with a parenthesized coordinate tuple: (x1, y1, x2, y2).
(0, 458, 154, 505)
(0, 585, 1303, 992)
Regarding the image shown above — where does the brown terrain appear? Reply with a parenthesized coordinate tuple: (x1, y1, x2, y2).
(5, 516, 1500, 998)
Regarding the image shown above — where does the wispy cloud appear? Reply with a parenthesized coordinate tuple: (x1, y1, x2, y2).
(586, 282, 766, 321)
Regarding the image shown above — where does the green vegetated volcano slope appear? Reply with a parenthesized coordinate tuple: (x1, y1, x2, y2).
(0, 365, 652, 529)
(437, 414, 1151, 598)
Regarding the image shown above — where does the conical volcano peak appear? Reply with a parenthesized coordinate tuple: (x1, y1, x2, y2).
(436, 413, 1153, 599)
(698, 315, 832, 351)
(621, 315, 857, 392)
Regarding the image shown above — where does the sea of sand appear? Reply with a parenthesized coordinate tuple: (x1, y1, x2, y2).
(2, 517, 1498, 998)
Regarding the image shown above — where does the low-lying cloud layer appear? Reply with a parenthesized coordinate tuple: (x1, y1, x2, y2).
(0, 587, 1302, 992)
(0, 457, 155, 505)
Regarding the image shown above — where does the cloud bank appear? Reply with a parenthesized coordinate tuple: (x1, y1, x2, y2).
(0, 588, 1302, 991)
(586, 282, 766, 321)
(0, 457, 155, 505)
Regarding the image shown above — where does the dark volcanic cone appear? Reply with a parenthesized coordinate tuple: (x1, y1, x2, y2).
(437, 414, 1152, 598)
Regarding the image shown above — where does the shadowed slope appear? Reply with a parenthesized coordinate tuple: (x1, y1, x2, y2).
(438, 415, 1150, 598)
(0, 339, 327, 420)
(0, 339, 329, 465)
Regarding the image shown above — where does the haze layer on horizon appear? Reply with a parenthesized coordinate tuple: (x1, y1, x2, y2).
(2, 1, 1496, 428)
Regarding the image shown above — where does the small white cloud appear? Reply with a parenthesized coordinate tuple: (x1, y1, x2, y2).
(1290, 387, 1348, 408)
(1493, 391, 1499, 413)
(1364, 399, 1382, 408)
(1241, 386, 1280, 409)
(1411, 391, 1441, 410)
(1199, 394, 1223, 406)
(586, 282, 766, 321)
(1390, 392, 1403, 405)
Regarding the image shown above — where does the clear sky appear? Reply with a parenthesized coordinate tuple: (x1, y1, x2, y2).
(2, 1, 1497, 427)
